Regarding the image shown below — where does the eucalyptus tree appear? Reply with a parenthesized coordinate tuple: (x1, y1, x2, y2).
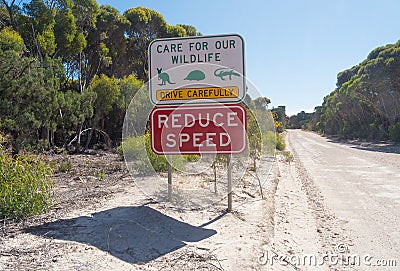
(312, 41, 400, 141)
(0, 28, 61, 151)
(124, 7, 170, 80)
(86, 5, 130, 79)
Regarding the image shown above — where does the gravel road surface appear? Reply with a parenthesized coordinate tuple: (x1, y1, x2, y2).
(278, 129, 400, 270)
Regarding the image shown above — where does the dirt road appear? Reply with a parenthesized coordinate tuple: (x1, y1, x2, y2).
(269, 129, 399, 270)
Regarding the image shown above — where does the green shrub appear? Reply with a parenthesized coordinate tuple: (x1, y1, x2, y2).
(144, 133, 169, 172)
(120, 135, 146, 161)
(262, 131, 277, 154)
(0, 152, 53, 219)
(258, 131, 287, 153)
(282, 150, 294, 163)
(183, 154, 200, 162)
(275, 133, 286, 151)
(121, 133, 185, 174)
(95, 169, 105, 181)
(58, 160, 73, 172)
(389, 122, 400, 142)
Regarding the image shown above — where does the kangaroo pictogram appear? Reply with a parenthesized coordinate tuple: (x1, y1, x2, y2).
(157, 68, 175, 85)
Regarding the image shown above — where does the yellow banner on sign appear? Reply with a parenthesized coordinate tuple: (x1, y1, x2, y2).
(156, 87, 239, 101)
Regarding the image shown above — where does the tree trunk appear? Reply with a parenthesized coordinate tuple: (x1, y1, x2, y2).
(41, 127, 50, 150)
(59, 109, 68, 149)
(2, 0, 18, 31)
(84, 127, 94, 151)
(75, 122, 83, 153)
(50, 129, 55, 147)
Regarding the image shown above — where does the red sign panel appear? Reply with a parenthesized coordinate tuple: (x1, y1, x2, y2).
(150, 104, 247, 154)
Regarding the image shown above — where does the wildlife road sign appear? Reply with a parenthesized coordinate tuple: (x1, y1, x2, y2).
(150, 104, 246, 154)
(148, 34, 245, 105)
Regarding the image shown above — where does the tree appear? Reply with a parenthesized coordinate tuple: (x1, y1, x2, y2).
(253, 97, 271, 111)
(1, 0, 19, 31)
(57, 88, 95, 148)
(54, 8, 80, 59)
(70, 0, 99, 35)
(124, 82, 153, 136)
(86, 4, 130, 79)
(104, 74, 143, 142)
(310, 40, 400, 140)
(0, 26, 24, 51)
(19, 0, 56, 59)
(124, 6, 168, 80)
(0, 28, 62, 151)
(119, 74, 143, 111)
(89, 74, 120, 130)
(177, 24, 201, 36)
(165, 24, 186, 38)
(0, 1, 203, 150)
(287, 111, 315, 129)
(271, 106, 287, 132)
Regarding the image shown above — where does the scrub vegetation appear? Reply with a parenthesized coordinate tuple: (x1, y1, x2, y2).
(0, 1, 199, 153)
(288, 41, 400, 142)
(0, 133, 53, 219)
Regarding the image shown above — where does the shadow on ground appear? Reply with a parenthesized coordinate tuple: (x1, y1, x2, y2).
(325, 135, 400, 154)
(26, 206, 217, 264)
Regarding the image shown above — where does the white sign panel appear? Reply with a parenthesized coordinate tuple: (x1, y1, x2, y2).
(148, 34, 245, 105)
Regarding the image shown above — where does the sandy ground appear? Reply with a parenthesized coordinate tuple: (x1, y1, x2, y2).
(1, 131, 399, 270)
(0, 151, 277, 271)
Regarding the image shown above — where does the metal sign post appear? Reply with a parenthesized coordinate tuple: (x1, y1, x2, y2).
(227, 154, 233, 212)
(167, 154, 172, 201)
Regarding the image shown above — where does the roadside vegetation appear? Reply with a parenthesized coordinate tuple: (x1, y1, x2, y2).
(288, 41, 400, 142)
(0, 134, 53, 219)
(119, 133, 186, 175)
(0, 0, 204, 218)
(0, 1, 200, 153)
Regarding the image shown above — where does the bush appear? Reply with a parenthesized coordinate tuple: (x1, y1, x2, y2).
(144, 134, 169, 172)
(258, 131, 287, 154)
(282, 150, 294, 163)
(0, 151, 53, 219)
(58, 160, 73, 172)
(275, 133, 286, 151)
(119, 135, 146, 161)
(183, 154, 200, 162)
(120, 133, 185, 175)
(389, 122, 400, 142)
(262, 131, 277, 154)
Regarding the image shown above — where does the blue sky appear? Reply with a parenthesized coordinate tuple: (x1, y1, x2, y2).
(97, 0, 400, 115)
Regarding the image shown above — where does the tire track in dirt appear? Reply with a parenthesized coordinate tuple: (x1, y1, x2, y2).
(287, 131, 356, 270)
(263, 132, 356, 270)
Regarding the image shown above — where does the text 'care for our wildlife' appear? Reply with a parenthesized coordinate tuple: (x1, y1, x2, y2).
(155, 39, 237, 64)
